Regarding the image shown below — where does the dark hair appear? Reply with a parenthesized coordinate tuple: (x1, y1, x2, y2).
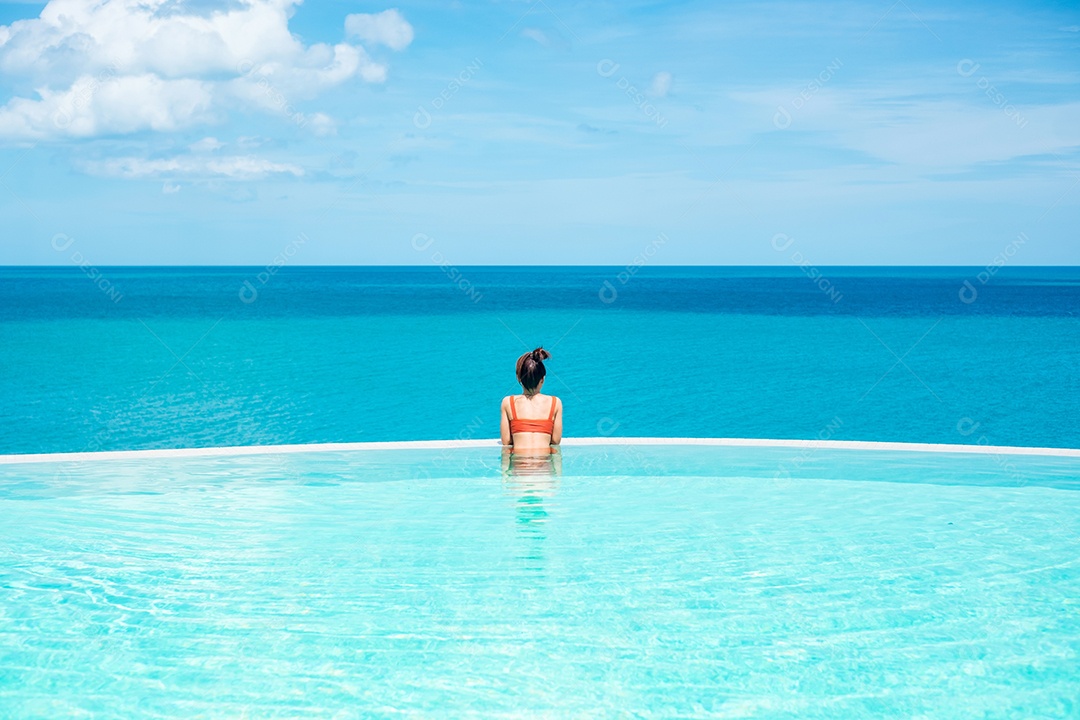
(516, 347, 551, 393)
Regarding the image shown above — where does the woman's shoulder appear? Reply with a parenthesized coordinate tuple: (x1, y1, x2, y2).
(502, 393, 559, 402)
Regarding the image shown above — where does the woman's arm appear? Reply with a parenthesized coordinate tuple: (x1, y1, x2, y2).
(500, 396, 512, 446)
(550, 397, 563, 445)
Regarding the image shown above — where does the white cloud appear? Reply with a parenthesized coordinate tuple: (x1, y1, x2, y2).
(650, 71, 672, 98)
(731, 86, 1080, 170)
(521, 28, 550, 46)
(0, 0, 411, 140)
(236, 135, 267, 148)
(345, 9, 413, 51)
(839, 100, 1080, 168)
(0, 74, 214, 139)
(190, 136, 224, 152)
(308, 112, 337, 137)
(162, 181, 181, 194)
(228, 42, 384, 106)
(84, 154, 305, 179)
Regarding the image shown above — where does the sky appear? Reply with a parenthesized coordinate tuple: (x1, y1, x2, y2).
(0, 0, 1077, 266)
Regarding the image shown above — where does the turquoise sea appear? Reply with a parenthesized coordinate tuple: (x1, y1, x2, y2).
(1, 266, 1078, 454)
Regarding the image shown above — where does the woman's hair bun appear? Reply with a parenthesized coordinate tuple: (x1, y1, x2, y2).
(516, 346, 550, 391)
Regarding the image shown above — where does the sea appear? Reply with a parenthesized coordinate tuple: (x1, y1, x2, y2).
(1, 266, 1077, 455)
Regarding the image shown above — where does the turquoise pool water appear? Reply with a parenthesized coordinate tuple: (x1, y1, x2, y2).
(2, 443, 1078, 717)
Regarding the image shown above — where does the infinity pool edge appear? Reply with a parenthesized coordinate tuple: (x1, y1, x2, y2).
(2, 436, 1078, 465)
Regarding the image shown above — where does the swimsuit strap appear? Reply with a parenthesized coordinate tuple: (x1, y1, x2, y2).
(547, 396, 557, 420)
(509, 395, 518, 420)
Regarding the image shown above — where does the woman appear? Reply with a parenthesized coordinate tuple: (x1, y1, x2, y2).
(500, 347, 562, 451)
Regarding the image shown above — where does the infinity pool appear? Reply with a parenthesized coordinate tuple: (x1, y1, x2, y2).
(1, 442, 1078, 717)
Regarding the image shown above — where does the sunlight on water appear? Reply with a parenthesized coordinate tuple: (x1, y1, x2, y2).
(1, 445, 1078, 717)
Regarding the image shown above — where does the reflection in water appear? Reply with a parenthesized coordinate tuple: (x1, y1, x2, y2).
(501, 447, 562, 478)
(502, 448, 561, 571)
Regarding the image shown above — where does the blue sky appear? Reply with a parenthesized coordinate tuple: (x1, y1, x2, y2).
(0, 0, 1077, 265)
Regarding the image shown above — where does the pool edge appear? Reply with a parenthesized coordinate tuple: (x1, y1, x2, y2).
(1, 437, 1078, 465)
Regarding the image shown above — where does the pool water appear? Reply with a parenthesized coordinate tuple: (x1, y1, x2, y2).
(1, 444, 1078, 717)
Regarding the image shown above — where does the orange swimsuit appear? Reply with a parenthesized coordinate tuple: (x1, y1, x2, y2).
(509, 395, 557, 435)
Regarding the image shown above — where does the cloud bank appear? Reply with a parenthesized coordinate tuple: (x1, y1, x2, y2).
(0, 0, 413, 140)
